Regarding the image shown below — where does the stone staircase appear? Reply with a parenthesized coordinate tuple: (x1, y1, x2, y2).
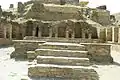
(28, 42, 99, 80)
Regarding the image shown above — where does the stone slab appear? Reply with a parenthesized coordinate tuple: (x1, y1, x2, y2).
(36, 56, 90, 66)
(28, 64, 99, 80)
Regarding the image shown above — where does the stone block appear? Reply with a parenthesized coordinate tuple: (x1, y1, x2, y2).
(36, 56, 90, 66)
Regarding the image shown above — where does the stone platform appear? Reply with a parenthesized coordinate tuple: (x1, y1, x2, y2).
(28, 64, 99, 80)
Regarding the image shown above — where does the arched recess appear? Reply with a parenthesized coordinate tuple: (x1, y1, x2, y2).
(41, 23, 49, 37)
(26, 21, 33, 36)
(75, 22, 82, 38)
(58, 26, 66, 38)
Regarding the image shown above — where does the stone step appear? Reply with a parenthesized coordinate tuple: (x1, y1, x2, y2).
(36, 56, 90, 66)
(38, 42, 86, 51)
(34, 49, 88, 58)
(28, 64, 99, 80)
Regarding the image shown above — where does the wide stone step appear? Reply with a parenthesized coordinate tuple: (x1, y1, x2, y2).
(35, 49, 88, 58)
(36, 56, 90, 66)
(38, 42, 86, 51)
(28, 64, 99, 80)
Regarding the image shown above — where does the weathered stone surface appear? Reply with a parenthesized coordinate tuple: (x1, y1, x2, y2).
(36, 56, 90, 66)
(39, 42, 86, 51)
(28, 65, 99, 80)
(35, 49, 88, 58)
(81, 43, 113, 63)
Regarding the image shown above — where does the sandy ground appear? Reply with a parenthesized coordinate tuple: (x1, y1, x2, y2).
(0, 45, 120, 80)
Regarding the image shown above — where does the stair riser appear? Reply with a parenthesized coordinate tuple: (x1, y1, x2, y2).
(39, 45, 86, 51)
(35, 50, 88, 58)
(37, 58, 90, 66)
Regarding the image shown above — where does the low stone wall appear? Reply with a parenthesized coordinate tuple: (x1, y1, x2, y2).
(81, 43, 113, 63)
(10, 40, 45, 59)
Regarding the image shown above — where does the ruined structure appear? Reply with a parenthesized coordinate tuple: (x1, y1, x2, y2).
(0, 0, 118, 43)
(0, 0, 119, 80)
